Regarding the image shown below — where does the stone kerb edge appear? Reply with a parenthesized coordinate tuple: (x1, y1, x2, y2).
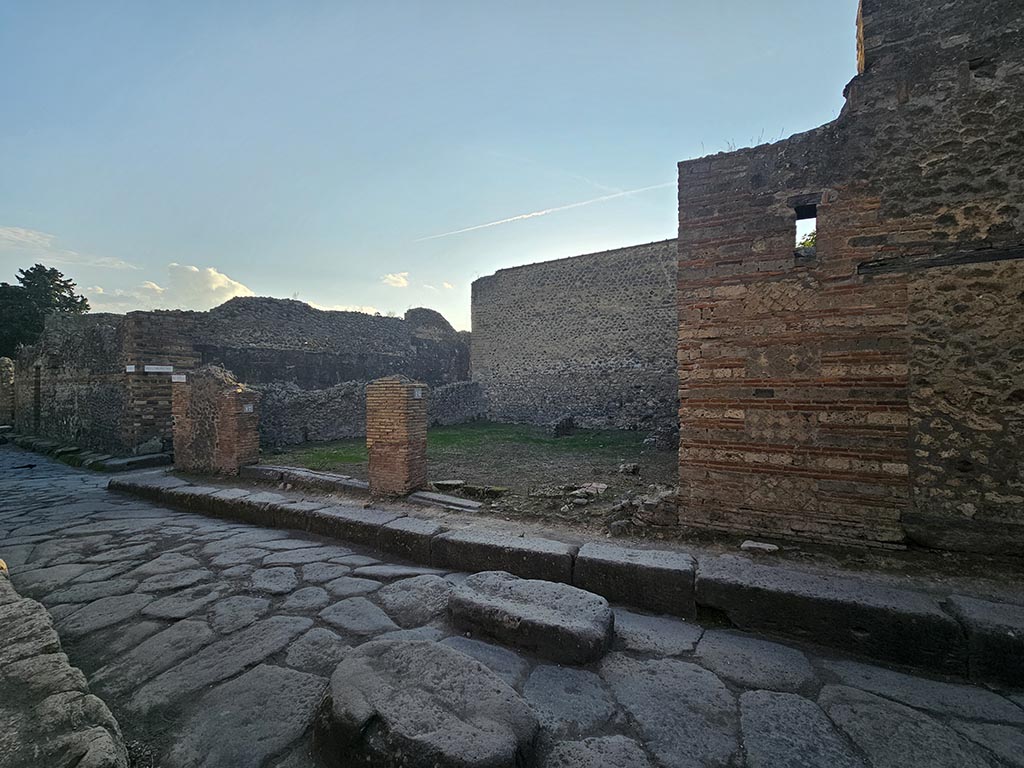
(106, 475, 1021, 686)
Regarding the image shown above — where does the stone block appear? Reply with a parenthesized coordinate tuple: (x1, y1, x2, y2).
(306, 505, 403, 546)
(574, 542, 696, 617)
(696, 555, 968, 675)
(378, 516, 447, 562)
(947, 595, 1024, 687)
(431, 528, 577, 583)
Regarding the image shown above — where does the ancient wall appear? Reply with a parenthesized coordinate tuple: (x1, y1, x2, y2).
(675, 0, 1024, 551)
(366, 376, 428, 495)
(472, 240, 678, 431)
(172, 366, 261, 474)
(0, 357, 13, 425)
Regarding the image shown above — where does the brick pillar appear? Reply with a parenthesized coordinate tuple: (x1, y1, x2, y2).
(0, 357, 13, 426)
(172, 366, 260, 475)
(366, 376, 428, 496)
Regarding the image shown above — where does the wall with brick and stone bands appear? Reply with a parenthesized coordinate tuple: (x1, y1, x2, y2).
(172, 366, 260, 474)
(675, 0, 1024, 551)
(472, 239, 678, 432)
(0, 356, 14, 425)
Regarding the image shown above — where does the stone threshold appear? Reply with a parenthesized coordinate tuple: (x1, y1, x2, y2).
(107, 471, 1024, 689)
(0, 430, 172, 473)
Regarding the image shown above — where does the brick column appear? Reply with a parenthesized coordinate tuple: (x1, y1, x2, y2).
(0, 357, 13, 426)
(172, 366, 260, 475)
(366, 376, 428, 495)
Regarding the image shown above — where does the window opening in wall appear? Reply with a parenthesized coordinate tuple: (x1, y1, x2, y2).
(795, 204, 817, 263)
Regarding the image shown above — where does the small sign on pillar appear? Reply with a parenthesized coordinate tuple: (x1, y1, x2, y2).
(366, 375, 428, 496)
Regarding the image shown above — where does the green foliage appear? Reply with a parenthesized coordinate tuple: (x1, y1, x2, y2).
(0, 264, 90, 357)
(797, 229, 817, 249)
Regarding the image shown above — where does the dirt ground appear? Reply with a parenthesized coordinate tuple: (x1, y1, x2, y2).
(270, 422, 678, 533)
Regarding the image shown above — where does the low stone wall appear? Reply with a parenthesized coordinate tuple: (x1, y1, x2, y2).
(0, 572, 128, 767)
(428, 381, 487, 427)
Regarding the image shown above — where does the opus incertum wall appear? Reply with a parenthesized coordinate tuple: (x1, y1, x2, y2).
(675, 0, 1024, 553)
(472, 239, 678, 433)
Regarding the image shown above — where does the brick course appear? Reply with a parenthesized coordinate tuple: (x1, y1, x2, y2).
(172, 366, 260, 475)
(366, 376, 428, 496)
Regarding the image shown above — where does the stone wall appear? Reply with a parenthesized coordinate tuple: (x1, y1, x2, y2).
(675, 0, 1024, 551)
(0, 356, 13, 425)
(172, 366, 261, 474)
(472, 239, 678, 431)
(429, 381, 487, 427)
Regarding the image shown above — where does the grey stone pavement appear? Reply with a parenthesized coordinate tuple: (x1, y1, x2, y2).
(3, 446, 1024, 768)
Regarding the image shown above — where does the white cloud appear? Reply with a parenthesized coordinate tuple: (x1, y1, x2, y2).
(443, 281, 455, 290)
(423, 283, 438, 291)
(381, 272, 409, 288)
(87, 263, 253, 313)
(0, 225, 138, 270)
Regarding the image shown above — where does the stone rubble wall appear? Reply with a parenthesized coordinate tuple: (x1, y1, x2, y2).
(0, 573, 128, 768)
(472, 239, 678, 432)
(428, 381, 487, 427)
(675, 0, 1024, 551)
(0, 356, 14, 425)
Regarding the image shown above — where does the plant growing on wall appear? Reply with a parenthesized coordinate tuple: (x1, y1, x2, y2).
(0, 264, 90, 357)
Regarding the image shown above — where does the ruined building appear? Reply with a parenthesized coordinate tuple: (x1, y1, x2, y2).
(675, 0, 1024, 553)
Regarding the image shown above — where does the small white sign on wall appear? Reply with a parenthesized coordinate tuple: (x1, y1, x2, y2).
(125, 365, 136, 373)
(144, 365, 174, 373)
(243, 403, 254, 413)
(171, 374, 187, 383)
(413, 387, 423, 400)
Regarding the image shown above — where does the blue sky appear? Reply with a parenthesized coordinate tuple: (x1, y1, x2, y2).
(0, 1, 858, 330)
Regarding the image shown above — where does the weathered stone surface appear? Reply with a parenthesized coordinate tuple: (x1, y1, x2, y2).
(282, 586, 331, 612)
(324, 576, 381, 598)
(741, 690, 866, 768)
(286, 628, 349, 676)
(696, 556, 968, 675)
(574, 543, 696, 616)
(250, 566, 299, 595)
(600, 653, 738, 768)
(352, 564, 447, 581)
(449, 571, 613, 664)
(378, 516, 446, 562)
(91, 620, 216, 697)
(263, 546, 351, 566)
(142, 583, 230, 619)
(307, 505, 402, 547)
(440, 636, 531, 688)
(43, 578, 138, 605)
(210, 547, 271, 567)
(57, 593, 155, 638)
(951, 721, 1024, 768)
(315, 639, 538, 768)
(332, 554, 379, 567)
(128, 553, 202, 578)
(523, 666, 618, 738)
(823, 659, 1024, 725)
(208, 595, 270, 634)
(695, 630, 816, 693)
(165, 664, 327, 768)
(380, 626, 446, 643)
(376, 575, 453, 628)
(541, 736, 656, 768)
(300, 562, 351, 583)
(130, 616, 312, 713)
(320, 597, 399, 636)
(432, 529, 576, 583)
(612, 608, 703, 655)
(137, 568, 212, 592)
(819, 685, 993, 768)
(947, 594, 1024, 686)
(87, 543, 156, 562)
(15, 563, 97, 592)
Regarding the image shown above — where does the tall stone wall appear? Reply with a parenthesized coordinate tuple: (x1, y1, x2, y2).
(0, 357, 14, 425)
(675, 0, 1024, 551)
(472, 239, 678, 431)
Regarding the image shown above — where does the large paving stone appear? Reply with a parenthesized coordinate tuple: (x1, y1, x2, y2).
(600, 653, 738, 768)
(286, 628, 350, 676)
(128, 553, 202, 578)
(694, 630, 816, 693)
(353, 564, 448, 581)
(251, 567, 299, 595)
(542, 736, 655, 768)
(91, 619, 216, 697)
(14, 563, 97, 593)
(376, 575, 453, 628)
(320, 597, 400, 636)
(440, 636, 531, 688)
(282, 586, 331, 612)
(818, 685, 994, 768)
(740, 690, 866, 768)
(208, 595, 271, 634)
(306, 505, 403, 546)
(612, 609, 703, 655)
(697, 555, 968, 675)
(165, 664, 327, 768)
(449, 571, 613, 664)
(951, 721, 1024, 768)
(432, 529, 576, 583)
(315, 639, 539, 768)
(574, 542, 696, 616)
(947, 594, 1024, 686)
(42, 579, 138, 605)
(523, 666, 619, 738)
(324, 576, 381, 598)
(379, 516, 447, 562)
(300, 562, 351, 584)
(263, 546, 352, 566)
(822, 658, 1024, 724)
(136, 568, 213, 592)
(57, 593, 155, 638)
(142, 583, 231, 619)
(130, 616, 313, 714)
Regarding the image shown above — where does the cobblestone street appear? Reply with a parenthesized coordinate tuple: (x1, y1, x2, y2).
(3, 447, 1023, 768)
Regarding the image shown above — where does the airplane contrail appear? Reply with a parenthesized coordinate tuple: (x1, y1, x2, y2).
(415, 181, 675, 242)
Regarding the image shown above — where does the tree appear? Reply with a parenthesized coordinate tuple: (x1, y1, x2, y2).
(797, 230, 817, 249)
(0, 264, 90, 358)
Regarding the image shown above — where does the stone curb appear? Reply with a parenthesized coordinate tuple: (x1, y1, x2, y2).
(106, 474, 1024, 686)
(1, 431, 172, 472)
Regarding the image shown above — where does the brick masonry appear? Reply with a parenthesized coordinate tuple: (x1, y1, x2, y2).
(472, 239, 678, 432)
(0, 356, 13, 425)
(172, 365, 261, 475)
(366, 376, 428, 496)
(675, 0, 1024, 551)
